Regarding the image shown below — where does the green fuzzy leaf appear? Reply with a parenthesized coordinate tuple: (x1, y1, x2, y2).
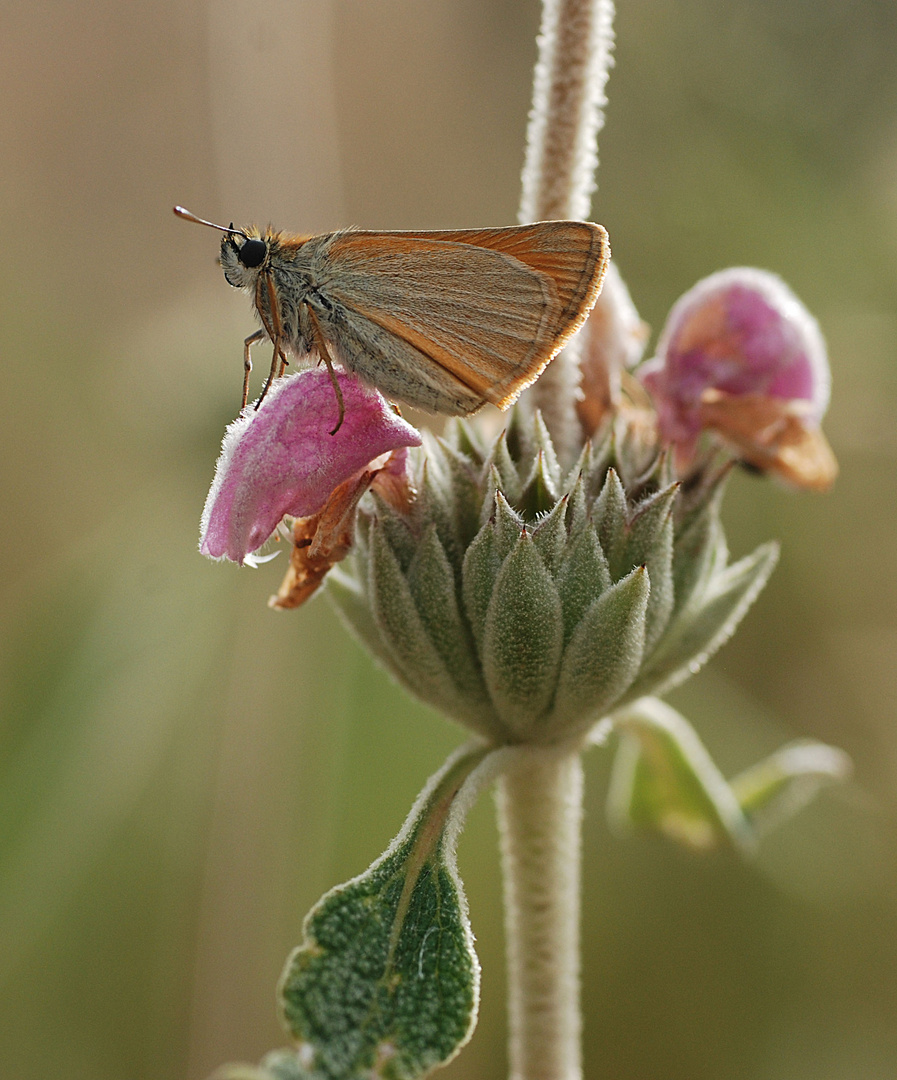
(730, 739, 852, 837)
(407, 526, 490, 710)
(279, 745, 498, 1080)
(481, 532, 564, 735)
(555, 524, 612, 644)
(552, 566, 649, 733)
(608, 698, 753, 852)
(625, 541, 779, 701)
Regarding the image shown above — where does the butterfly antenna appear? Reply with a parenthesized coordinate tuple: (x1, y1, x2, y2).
(173, 206, 245, 236)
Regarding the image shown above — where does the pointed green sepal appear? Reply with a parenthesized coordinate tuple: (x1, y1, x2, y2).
(368, 529, 480, 727)
(481, 431, 521, 507)
(461, 522, 501, 648)
(531, 494, 570, 574)
(481, 531, 564, 736)
(438, 441, 484, 548)
(668, 481, 728, 623)
(407, 525, 490, 709)
(478, 466, 502, 531)
(492, 491, 525, 562)
(369, 493, 419, 573)
(419, 449, 463, 568)
(627, 541, 779, 701)
(621, 484, 678, 654)
(555, 525, 613, 644)
(445, 417, 487, 461)
(279, 744, 503, 1080)
(327, 567, 399, 674)
(608, 698, 753, 852)
(529, 411, 563, 490)
(517, 449, 560, 518)
(616, 484, 678, 581)
(552, 565, 650, 733)
(565, 466, 590, 539)
(592, 468, 628, 571)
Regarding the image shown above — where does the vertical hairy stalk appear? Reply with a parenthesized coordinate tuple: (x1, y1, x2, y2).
(497, 5, 614, 1074)
(497, 747, 585, 1080)
(519, 0, 615, 462)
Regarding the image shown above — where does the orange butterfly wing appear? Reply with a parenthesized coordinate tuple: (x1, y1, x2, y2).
(319, 222, 609, 409)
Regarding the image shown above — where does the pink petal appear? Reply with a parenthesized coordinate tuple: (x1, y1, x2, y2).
(200, 369, 422, 563)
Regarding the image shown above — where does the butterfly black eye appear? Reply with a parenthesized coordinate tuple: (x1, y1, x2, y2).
(238, 238, 267, 268)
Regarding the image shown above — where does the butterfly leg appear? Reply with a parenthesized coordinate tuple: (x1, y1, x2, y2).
(242, 329, 265, 412)
(256, 272, 290, 410)
(307, 306, 345, 435)
(256, 341, 289, 408)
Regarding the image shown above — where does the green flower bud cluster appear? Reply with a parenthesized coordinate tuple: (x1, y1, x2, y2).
(328, 410, 778, 747)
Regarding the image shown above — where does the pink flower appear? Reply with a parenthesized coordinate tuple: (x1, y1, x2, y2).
(200, 369, 422, 564)
(639, 268, 836, 490)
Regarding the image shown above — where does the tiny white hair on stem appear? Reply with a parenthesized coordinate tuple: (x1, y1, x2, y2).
(518, 0, 616, 464)
(519, 0, 616, 225)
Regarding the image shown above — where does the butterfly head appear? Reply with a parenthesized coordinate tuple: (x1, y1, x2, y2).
(220, 226, 270, 289)
(172, 207, 275, 291)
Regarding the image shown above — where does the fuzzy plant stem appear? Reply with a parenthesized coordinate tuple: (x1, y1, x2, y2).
(496, 4, 614, 1075)
(519, 0, 615, 463)
(496, 746, 585, 1080)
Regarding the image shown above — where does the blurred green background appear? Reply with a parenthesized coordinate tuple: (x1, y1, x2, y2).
(2, 1, 897, 1077)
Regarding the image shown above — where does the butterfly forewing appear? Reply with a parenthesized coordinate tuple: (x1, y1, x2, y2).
(316, 222, 609, 410)
(405, 221, 610, 330)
